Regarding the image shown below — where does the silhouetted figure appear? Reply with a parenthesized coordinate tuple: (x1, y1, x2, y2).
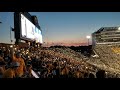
(96, 70, 106, 78)
(84, 72, 89, 78)
(89, 73, 95, 78)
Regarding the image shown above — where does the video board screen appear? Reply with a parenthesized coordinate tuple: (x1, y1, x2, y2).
(20, 13, 43, 43)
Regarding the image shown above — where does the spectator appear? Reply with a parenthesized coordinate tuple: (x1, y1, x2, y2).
(3, 62, 20, 78)
(96, 70, 106, 78)
(0, 61, 6, 78)
(0, 61, 6, 70)
(0, 67, 4, 78)
(84, 72, 89, 78)
(24, 63, 33, 78)
(13, 52, 26, 78)
(60, 66, 69, 78)
(0, 55, 4, 61)
(89, 73, 95, 78)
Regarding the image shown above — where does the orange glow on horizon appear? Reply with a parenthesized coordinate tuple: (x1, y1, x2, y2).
(42, 41, 92, 47)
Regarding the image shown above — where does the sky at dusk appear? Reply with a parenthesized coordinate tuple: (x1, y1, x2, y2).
(0, 12, 120, 46)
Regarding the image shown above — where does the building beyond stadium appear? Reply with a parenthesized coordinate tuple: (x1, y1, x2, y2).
(92, 27, 120, 45)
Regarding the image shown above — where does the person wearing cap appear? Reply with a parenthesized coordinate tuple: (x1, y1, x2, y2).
(3, 62, 20, 78)
(12, 52, 26, 78)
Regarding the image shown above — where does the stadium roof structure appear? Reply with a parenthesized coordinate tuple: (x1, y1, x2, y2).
(93, 27, 119, 34)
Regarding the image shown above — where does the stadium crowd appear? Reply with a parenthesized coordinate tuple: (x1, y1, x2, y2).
(0, 44, 118, 78)
(87, 44, 120, 78)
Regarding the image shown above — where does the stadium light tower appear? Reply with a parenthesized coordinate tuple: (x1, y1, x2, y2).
(86, 35, 91, 46)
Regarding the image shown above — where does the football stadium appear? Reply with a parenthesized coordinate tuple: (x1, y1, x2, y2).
(1, 12, 120, 78)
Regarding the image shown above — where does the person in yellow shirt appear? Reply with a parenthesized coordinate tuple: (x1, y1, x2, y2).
(3, 62, 20, 78)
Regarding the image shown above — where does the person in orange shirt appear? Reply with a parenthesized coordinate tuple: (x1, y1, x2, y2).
(0, 61, 6, 71)
(60, 66, 69, 78)
(10, 47, 26, 78)
(13, 52, 26, 78)
(0, 61, 6, 78)
(3, 62, 20, 78)
(0, 55, 4, 61)
(0, 67, 5, 78)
